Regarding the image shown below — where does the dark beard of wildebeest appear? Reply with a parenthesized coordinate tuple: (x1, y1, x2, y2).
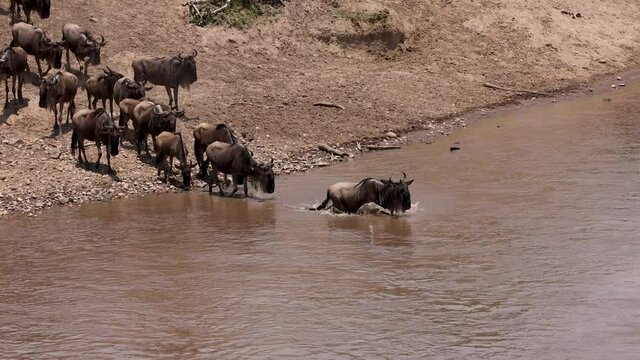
(0, 47, 29, 108)
(132, 50, 198, 111)
(62, 23, 106, 76)
(71, 108, 124, 173)
(10, 0, 51, 24)
(312, 174, 414, 215)
(201, 142, 275, 197)
(10, 22, 63, 76)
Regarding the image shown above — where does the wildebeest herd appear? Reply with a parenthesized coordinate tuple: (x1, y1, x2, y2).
(1, 1, 415, 215)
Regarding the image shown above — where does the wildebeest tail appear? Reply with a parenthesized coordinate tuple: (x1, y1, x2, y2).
(71, 129, 78, 155)
(69, 100, 76, 119)
(193, 139, 203, 166)
(311, 191, 331, 211)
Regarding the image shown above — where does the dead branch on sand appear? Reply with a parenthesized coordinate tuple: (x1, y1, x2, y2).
(318, 143, 350, 157)
(313, 102, 345, 110)
(482, 82, 548, 96)
(365, 145, 401, 151)
(182, 0, 230, 16)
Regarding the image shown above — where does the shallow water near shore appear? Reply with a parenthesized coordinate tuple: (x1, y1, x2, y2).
(2, 83, 640, 359)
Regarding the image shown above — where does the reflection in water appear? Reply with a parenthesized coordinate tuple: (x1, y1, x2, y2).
(2, 84, 640, 358)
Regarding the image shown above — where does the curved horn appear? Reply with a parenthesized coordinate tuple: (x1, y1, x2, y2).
(178, 51, 186, 59)
(402, 172, 407, 180)
(153, 105, 163, 115)
(106, 66, 113, 74)
(100, 35, 106, 46)
(191, 49, 198, 57)
(270, 158, 274, 167)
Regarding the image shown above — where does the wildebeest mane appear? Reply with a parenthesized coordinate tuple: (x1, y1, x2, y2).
(215, 123, 237, 144)
(87, 107, 112, 128)
(353, 178, 402, 214)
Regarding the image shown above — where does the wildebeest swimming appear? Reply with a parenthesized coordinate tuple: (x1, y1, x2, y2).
(61, 23, 106, 76)
(312, 173, 414, 215)
(155, 131, 196, 189)
(10, 22, 63, 76)
(132, 50, 198, 111)
(201, 141, 275, 197)
(71, 108, 123, 173)
(10, 0, 51, 24)
(0, 47, 29, 108)
(39, 70, 78, 134)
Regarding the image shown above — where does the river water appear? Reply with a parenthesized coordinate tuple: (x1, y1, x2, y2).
(2, 83, 640, 359)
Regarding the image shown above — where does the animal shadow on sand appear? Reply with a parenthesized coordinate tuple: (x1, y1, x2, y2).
(74, 160, 121, 181)
(42, 122, 73, 139)
(64, 67, 88, 89)
(0, 98, 29, 124)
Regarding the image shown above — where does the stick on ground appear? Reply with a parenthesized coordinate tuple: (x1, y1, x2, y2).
(313, 102, 345, 110)
(482, 82, 548, 96)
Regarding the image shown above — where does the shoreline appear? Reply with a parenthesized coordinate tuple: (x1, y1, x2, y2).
(0, 67, 634, 219)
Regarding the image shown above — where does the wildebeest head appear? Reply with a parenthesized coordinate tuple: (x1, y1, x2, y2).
(101, 66, 124, 93)
(380, 173, 414, 214)
(79, 34, 106, 65)
(0, 48, 14, 74)
(175, 160, 196, 189)
(174, 49, 198, 89)
(38, 74, 59, 108)
(151, 105, 177, 133)
(249, 158, 276, 194)
(123, 78, 146, 99)
(99, 112, 124, 156)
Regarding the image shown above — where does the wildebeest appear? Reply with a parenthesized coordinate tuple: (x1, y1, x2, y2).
(10, 22, 63, 76)
(0, 47, 29, 108)
(132, 50, 197, 111)
(85, 66, 123, 118)
(71, 108, 123, 173)
(61, 23, 106, 76)
(39, 70, 78, 134)
(312, 174, 414, 215)
(112, 77, 146, 106)
(118, 98, 141, 128)
(155, 131, 196, 189)
(132, 100, 176, 155)
(193, 122, 236, 168)
(202, 141, 275, 197)
(10, 0, 50, 24)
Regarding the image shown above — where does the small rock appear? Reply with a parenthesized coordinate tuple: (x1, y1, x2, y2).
(386, 131, 397, 138)
(617, 83, 626, 87)
(58, 196, 69, 205)
(450, 145, 461, 151)
(89, 17, 98, 23)
(617, 76, 622, 80)
(611, 84, 617, 88)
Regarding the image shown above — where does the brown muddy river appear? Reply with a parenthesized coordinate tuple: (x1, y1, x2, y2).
(2, 84, 640, 359)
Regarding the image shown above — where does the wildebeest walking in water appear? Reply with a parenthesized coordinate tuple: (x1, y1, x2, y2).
(10, 22, 63, 76)
(10, 0, 50, 24)
(193, 122, 236, 183)
(39, 70, 78, 134)
(312, 174, 414, 215)
(71, 108, 124, 173)
(201, 142, 275, 197)
(132, 50, 198, 111)
(155, 131, 196, 189)
(61, 23, 106, 76)
(0, 47, 29, 108)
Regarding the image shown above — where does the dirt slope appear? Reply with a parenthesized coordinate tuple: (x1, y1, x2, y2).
(1, 0, 640, 216)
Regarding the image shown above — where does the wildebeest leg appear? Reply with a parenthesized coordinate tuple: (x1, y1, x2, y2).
(65, 49, 71, 70)
(106, 142, 113, 174)
(92, 98, 98, 109)
(11, 75, 17, 104)
(74, 55, 82, 72)
(24, 8, 31, 24)
(83, 59, 89, 77)
(59, 102, 66, 128)
(230, 175, 240, 197)
(152, 135, 158, 153)
(17, 73, 24, 104)
(95, 141, 102, 169)
(87, 92, 92, 109)
(35, 58, 43, 76)
(52, 103, 59, 133)
(243, 178, 249, 197)
(101, 99, 106, 111)
(42, 62, 51, 76)
(3, 78, 9, 109)
(144, 134, 150, 156)
(109, 99, 113, 120)
(165, 86, 174, 109)
(173, 87, 179, 111)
